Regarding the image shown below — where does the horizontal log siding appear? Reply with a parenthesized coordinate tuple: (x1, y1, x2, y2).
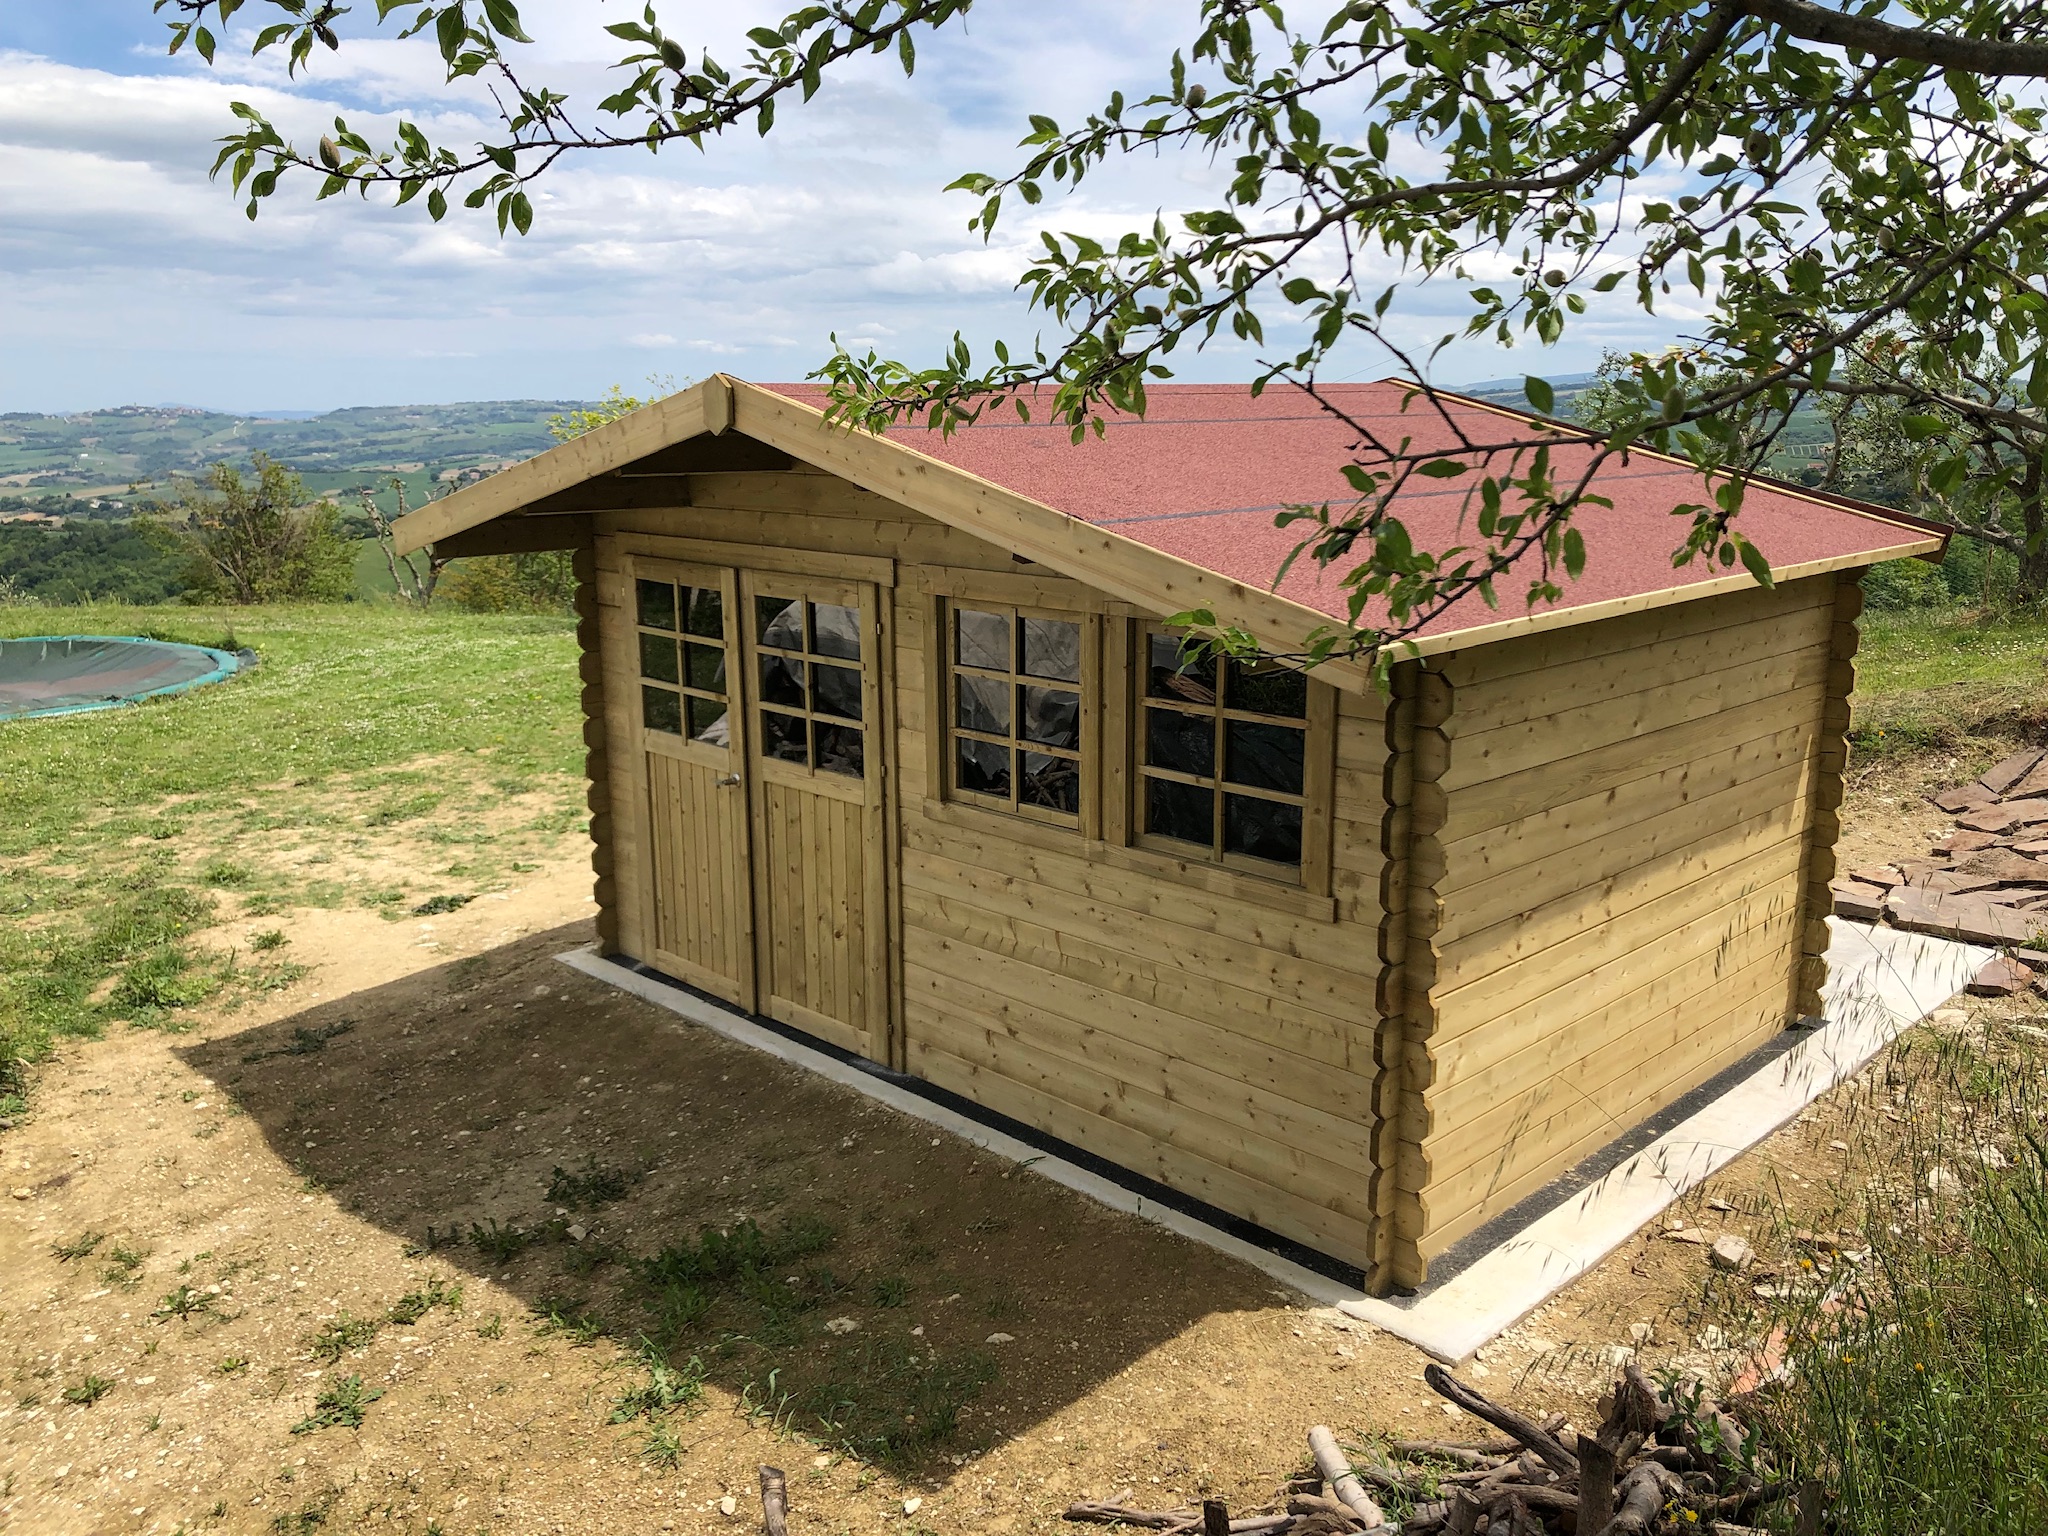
(1411, 575, 1836, 1262)
(599, 469, 1391, 1274)
(897, 587, 1389, 1272)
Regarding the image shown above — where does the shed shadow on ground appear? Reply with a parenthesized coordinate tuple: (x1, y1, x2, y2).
(176, 919, 1293, 1483)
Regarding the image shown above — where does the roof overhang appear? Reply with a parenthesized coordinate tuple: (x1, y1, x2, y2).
(393, 374, 1383, 688)
(390, 374, 1949, 675)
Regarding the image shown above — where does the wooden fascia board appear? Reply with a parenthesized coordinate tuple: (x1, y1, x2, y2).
(1401, 540, 1937, 661)
(437, 514, 594, 559)
(390, 375, 734, 555)
(728, 381, 1378, 693)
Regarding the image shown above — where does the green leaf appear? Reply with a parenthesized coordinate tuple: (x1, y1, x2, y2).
(1523, 376, 1554, 414)
(427, 186, 448, 220)
(1901, 414, 1947, 441)
(436, 3, 468, 62)
(480, 0, 532, 41)
(1561, 526, 1585, 578)
(1737, 537, 1774, 588)
(508, 189, 533, 235)
(195, 25, 216, 63)
(1416, 459, 1468, 478)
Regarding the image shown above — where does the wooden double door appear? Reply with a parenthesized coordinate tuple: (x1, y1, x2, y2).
(622, 554, 889, 1061)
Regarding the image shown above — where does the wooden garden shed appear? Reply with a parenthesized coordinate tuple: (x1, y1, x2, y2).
(391, 375, 1944, 1293)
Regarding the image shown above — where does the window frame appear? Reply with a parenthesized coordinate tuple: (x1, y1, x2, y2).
(745, 580, 874, 784)
(938, 596, 1098, 833)
(630, 560, 739, 768)
(1126, 621, 1335, 893)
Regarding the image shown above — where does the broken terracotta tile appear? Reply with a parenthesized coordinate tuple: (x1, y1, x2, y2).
(1830, 881, 1886, 921)
(1850, 865, 1906, 889)
(1887, 886, 2043, 946)
(1978, 748, 2047, 797)
(1968, 956, 2030, 997)
(1942, 831, 2004, 858)
(1960, 847, 2048, 876)
(1957, 797, 2048, 834)
(1934, 784, 2001, 815)
(2006, 756, 2048, 802)
(2015, 948, 2048, 969)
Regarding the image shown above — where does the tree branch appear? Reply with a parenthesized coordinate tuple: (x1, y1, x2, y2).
(1739, 0, 2048, 75)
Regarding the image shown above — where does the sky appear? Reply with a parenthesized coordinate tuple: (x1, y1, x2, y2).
(0, 1, 1691, 415)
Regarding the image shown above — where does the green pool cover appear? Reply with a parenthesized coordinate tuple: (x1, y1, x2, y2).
(0, 636, 248, 721)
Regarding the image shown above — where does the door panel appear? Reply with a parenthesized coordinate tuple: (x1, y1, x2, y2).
(743, 573, 889, 1061)
(627, 557, 755, 1007)
(645, 750, 752, 999)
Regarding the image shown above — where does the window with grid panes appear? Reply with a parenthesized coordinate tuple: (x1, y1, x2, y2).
(1139, 628, 1310, 872)
(636, 577, 730, 746)
(948, 604, 1084, 823)
(753, 593, 867, 777)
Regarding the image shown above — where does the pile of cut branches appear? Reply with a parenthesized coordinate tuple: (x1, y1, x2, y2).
(1065, 1363, 1806, 1536)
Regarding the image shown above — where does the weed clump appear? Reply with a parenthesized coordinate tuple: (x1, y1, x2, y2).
(153, 1284, 216, 1322)
(634, 1215, 839, 1352)
(102, 1242, 147, 1286)
(305, 1312, 379, 1362)
(468, 1218, 535, 1265)
(387, 1276, 461, 1325)
(608, 1343, 705, 1424)
(546, 1158, 629, 1209)
(62, 1374, 114, 1407)
(50, 1229, 106, 1262)
(291, 1374, 382, 1434)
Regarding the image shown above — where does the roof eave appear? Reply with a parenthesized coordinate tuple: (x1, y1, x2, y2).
(388, 375, 735, 555)
(1401, 535, 1943, 660)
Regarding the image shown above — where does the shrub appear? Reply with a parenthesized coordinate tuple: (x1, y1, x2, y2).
(442, 550, 576, 614)
(144, 454, 353, 605)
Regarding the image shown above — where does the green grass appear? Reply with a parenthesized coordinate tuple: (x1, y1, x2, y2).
(1851, 606, 2048, 758)
(0, 601, 582, 1108)
(621, 1215, 991, 1468)
(1758, 1028, 2048, 1533)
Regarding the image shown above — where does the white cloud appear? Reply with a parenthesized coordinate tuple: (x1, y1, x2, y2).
(0, 4, 1691, 412)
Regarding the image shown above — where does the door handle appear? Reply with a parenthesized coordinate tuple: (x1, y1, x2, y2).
(716, 773, 741, 787)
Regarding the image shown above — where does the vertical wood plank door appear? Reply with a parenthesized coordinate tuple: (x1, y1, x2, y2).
(741, 572, 890, 1062)
(626, 557, 757, 1009)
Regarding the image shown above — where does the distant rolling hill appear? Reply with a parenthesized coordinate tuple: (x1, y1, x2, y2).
(0, 400, 593, 515)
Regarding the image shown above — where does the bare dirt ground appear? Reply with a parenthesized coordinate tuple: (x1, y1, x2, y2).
(0, 765, 2031, 1536)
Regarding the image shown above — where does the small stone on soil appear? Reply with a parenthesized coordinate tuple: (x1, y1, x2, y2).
(1708, 1235, 1754, 1271)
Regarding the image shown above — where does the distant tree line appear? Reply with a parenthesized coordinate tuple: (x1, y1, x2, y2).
(0, 522, 187, 604)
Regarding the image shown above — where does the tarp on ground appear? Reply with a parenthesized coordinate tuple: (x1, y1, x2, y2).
(0, 636, 246, 720)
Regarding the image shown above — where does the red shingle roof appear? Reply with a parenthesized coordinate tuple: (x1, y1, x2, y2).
(768, 379, 1942, 639)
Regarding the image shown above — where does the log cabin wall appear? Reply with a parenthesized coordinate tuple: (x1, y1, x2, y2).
(588, 457, 1393, 1275)
(1409, 574, 1842, 1264)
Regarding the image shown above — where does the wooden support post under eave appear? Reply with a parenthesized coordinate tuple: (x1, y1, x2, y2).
(574, 545, 619, 953)
(1371, 658, 1453, 1294)
(1792, 570, 1864, 1018)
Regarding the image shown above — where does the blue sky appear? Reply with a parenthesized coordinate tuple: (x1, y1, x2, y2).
(0, 3, 1685, 414)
